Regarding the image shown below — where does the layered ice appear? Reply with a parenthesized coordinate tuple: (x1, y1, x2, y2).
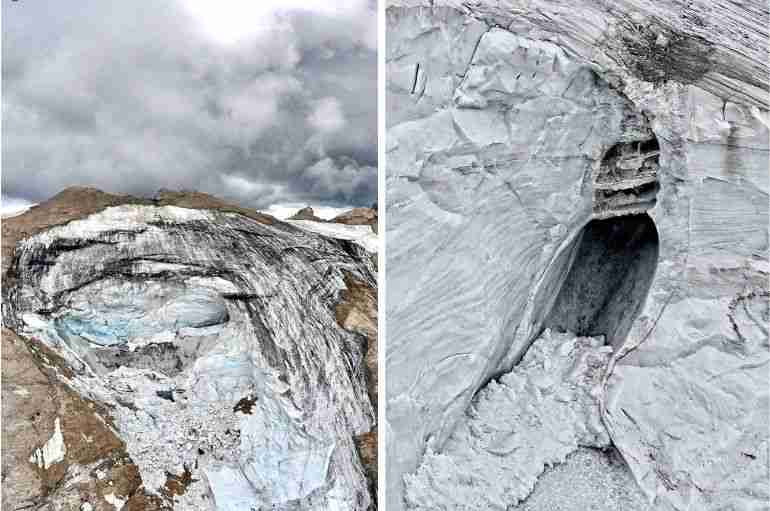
(387, 2, 768, 510)
(288, 219, 379, 253)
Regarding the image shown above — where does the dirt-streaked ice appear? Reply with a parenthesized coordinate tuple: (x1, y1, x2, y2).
(386, 1, 768, 509)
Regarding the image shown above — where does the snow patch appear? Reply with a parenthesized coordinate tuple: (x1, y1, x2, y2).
(29, 417, 66, 469)
(288, 220, 378, 253)
(104, 492, 126, 510)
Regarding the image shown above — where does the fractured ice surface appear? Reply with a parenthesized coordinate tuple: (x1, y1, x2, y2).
(405, 330, 612, 510)
(52, 280, 230, 347)
(387, 1, 768, 510)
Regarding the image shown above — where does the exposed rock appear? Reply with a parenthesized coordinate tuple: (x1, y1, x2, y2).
(331, 208, 379, 233)
(3, 189, 377, 510)
(2, 328, 163, 511)
(386, 2, 767, 510)
(354, 432, 379, 511)
(289, 206, 325, 222)
(287, 205, 379, 235)
(337, 271, 379, 510)
(336, 272, 379, 409)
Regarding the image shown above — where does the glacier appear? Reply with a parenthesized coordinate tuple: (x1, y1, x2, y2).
(2, 192, 378, 511)
(386, 1, 768, 510)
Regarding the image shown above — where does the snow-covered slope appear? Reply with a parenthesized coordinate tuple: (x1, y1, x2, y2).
(1, 196, 36, 218)
(288, 220, 379, 253)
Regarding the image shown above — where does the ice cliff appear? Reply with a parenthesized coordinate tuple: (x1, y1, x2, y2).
(2, 188, 378, 511)
(386, 1, 768, 510)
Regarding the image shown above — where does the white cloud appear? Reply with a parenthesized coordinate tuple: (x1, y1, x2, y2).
(307, 97, 346, 134)
(2, 0, 376, 208)
(220, 75, 302, 151)
(304, 157, 376, 203)
(220, 174, 288, 203)
(180, 0, 374, 47)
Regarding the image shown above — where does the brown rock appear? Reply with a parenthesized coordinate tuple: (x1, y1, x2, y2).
(330, 207, 377, 225)
(335, 272, 378, 509)
(160, 464, 196, 500)
(335, 272, 378, 408)
(331, 207, 378, 233)
(154, 189, 275, 225)
(354, 431, 378, 511)
(289, 206, 325, 222)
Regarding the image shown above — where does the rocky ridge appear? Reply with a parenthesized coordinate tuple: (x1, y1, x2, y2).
(289, 206, 379, 233)
(289, 206, 326, 222)
(331, 208, 379, 232)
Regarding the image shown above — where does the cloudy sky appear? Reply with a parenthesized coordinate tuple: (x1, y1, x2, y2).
(2, 0, 376, 211)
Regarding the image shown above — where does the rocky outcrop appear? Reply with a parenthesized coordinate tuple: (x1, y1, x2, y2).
(2, 188, 378, 510)
(288, 206, 379, 234)
(332, 208, 379, 233)
(337, 272, 379, 510)
(386, 2, 767, 510)
(2, 328, 165, 511)
(331, 208, 377, 226)
(289, 206, 325, 222)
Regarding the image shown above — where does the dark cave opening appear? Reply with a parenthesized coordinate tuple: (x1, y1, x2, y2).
(639, 137, 660, 153)
(544, 214, 659, 350)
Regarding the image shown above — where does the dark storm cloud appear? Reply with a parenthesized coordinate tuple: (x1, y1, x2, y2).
(1, 0, 376, 208)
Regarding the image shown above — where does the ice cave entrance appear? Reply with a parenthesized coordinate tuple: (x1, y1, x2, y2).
(544, 214, 659, 350)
